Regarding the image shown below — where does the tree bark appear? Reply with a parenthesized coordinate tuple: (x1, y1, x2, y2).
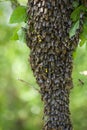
(26, 0, 80, 130)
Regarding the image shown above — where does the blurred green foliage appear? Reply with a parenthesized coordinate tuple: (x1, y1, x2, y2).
(0, 1, 43, 130)
(0, 1, 87, 130)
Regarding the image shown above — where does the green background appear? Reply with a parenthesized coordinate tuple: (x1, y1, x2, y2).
(0, 1, 87, 130)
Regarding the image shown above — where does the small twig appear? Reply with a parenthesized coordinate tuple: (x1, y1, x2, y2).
(18, 78, 40, 93)
(78, 79, 84, 86)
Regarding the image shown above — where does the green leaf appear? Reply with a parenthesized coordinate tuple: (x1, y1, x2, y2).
(17, 28, 26, 43)
(80, 22, 87, 41)
(80, 31, 87, 39)
(69, 20, 79, 38)
(86, 42, 87, 49)
(79, 17, 87, 47)
(11, 29, 19, 40)
(72, 1, 79, 8)
(79, 39, 86, 47)
(71, 5, 86, 22)
(10, 6, 27, 23)
(73, 49, 77, 58)
(83, 17, 87, 26)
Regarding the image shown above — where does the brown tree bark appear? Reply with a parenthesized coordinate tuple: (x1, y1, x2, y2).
(26, 0, 80, 130)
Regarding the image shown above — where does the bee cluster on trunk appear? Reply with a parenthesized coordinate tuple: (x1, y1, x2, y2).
(26, 0, 80, 130)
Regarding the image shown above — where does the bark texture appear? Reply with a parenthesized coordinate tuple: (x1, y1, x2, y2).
(26, 0, 80, 130)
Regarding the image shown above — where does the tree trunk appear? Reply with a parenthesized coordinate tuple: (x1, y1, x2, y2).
(26, 0, 80, 130)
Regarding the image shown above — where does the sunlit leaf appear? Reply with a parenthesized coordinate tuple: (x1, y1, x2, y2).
(10, 6, 27, 23)
(69, 20, 79, 38)
(11, 29, 19, 40)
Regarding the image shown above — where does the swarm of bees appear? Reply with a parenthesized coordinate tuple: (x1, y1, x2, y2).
(26, 0, 81, 130)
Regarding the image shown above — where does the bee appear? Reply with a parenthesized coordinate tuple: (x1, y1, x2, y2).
(37, 35, 42, 43)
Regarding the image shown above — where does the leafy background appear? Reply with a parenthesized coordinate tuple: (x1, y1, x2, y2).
(0, 1, 87, 130)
